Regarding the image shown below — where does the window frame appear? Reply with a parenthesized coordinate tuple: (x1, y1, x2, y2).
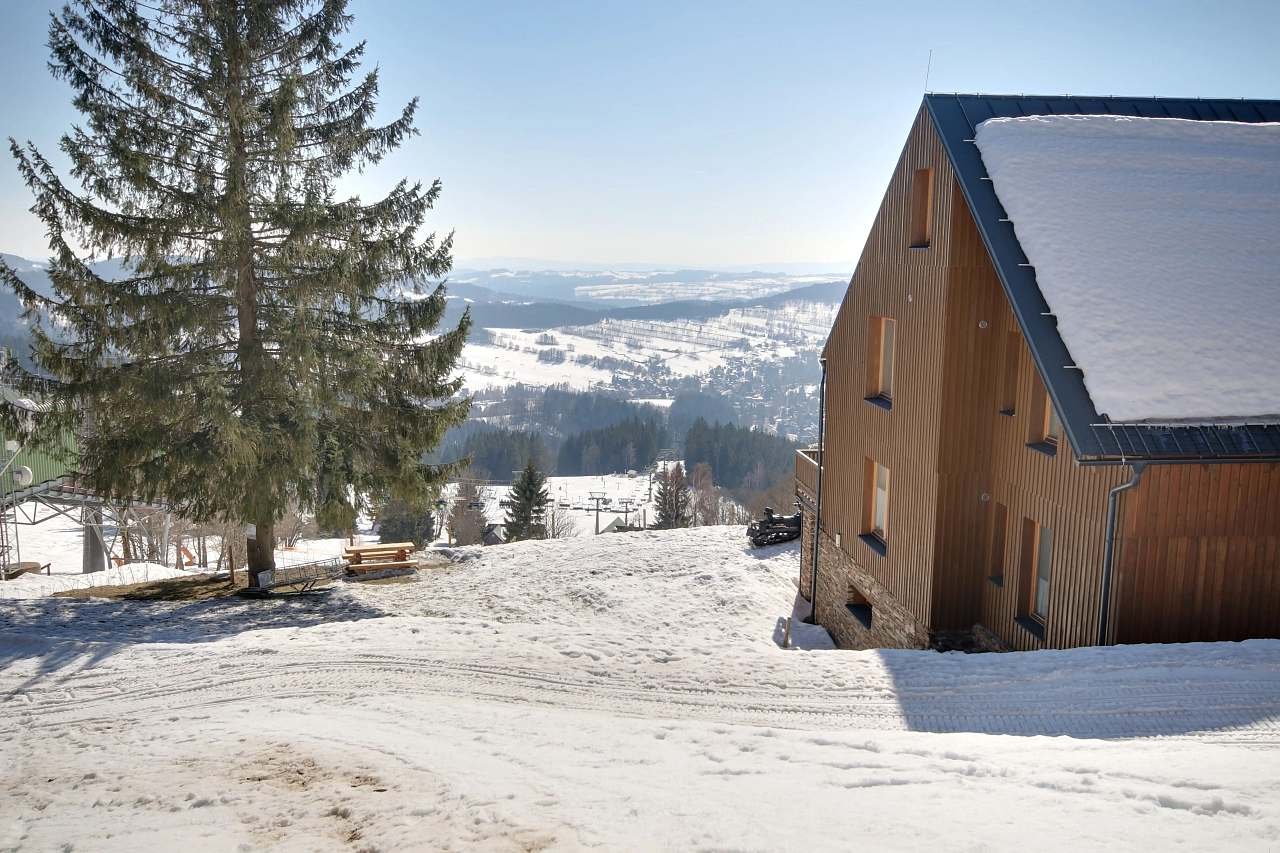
(1027, 376, 1061, 455)
(1018, 517, 1053, 627)
(865, 316, 896, 409)
(860, 458, 890, 555)
(846, 583, 873, 629)
(909, 168, 934, 249)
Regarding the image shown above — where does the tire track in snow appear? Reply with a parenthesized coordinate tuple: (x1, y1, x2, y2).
(6, 651, 1279, 742)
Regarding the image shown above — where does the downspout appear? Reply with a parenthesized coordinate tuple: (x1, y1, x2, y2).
(806, 357, 828, 624)
(1097, 462, 1146, 645)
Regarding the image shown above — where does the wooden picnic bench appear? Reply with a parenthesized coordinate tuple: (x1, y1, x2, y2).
(344, 541, 417, 576)
(237, 558, 347, 597)
(0, 561, 51, 581)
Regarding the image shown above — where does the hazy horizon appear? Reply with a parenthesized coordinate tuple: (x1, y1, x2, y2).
(2, 1, 1278, 265)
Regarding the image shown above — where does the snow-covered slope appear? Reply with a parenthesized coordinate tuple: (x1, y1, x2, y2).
(975, 114, 1280, 422)
(443, 472, 659, 539)
(456, 300, 835, 392)
(3, 528, 1279, 850)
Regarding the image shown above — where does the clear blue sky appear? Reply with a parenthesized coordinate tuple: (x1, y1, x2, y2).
(2, 1, 1278, 271)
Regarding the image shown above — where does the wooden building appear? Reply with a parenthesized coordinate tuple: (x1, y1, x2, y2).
(797, 94, 1280, 651)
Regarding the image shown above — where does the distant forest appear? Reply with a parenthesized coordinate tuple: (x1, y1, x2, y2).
(426, 387, 797, 516)
(557, 417, 667, 476)
(683, 419, 797, 493)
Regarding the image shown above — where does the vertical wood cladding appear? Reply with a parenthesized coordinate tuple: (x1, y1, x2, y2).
(819, 107, 955, 626)
(951, 190, 1129, 650)
(815, 102, 1280, 651)
(1112, 464, 1280, 644)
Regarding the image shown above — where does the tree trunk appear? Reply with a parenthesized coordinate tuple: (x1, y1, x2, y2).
(121, 518, 133, 562)
(246, 517, 276, 587)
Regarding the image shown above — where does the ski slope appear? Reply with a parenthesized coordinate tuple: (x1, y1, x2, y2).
(3, 527, 1279, 850)
(442, 472, 660, 539)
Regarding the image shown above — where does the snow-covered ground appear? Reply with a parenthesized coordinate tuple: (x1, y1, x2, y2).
(0, 561, 197, 599)
(0, 501, 373, 599)
(975, 114, 1280, 422)
(3, 527, 1279, 849)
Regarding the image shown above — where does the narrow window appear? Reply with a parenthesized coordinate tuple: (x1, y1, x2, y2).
(999, 330, 1020, 415)
(1044, 402, 1062, 446)
(987, 502, 1007, 585)
(1027, 376, 1060, 453)
(865, 316, 896, 406)
(847, 583, 873, 629)
(1019, 518, 1053, 623)
(861, 458, 890, 555)
(909, 168, 933, 248)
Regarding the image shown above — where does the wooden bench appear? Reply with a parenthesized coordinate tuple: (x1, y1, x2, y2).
(344, 542, 417, 576)
(1, 561, 51, 581)
(238, 558, 347, 597)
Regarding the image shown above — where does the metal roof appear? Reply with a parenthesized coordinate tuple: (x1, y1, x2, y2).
(925, 93, 1280, 463)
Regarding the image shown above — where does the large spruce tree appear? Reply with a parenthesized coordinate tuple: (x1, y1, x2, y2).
(0, 0, 470, 582)
(504, 461, 549, 542)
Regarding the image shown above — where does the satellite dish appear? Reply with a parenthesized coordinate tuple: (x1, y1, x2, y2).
(12, 466, 33, 487)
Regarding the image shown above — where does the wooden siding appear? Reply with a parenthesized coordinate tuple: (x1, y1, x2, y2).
(816, 102, 1280, 650)
(1111, 463, 1280, 643)
(942, 191, 1130, 649)
(795, 449, 819, 499)
(818, 107, 959, 626)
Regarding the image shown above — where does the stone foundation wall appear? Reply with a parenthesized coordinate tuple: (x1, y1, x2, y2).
(797, 479, 1001, 652)
(810, 528, 931, 650)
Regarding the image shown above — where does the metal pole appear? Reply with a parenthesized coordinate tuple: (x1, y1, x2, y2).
(1097, 462, 1146, 645)
(806, 358, 828, 624)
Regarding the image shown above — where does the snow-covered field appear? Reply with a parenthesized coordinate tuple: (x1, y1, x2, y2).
(572, 273, 834, 304)
(456, 300, 836, 391)
(3, 527, 1279, 850)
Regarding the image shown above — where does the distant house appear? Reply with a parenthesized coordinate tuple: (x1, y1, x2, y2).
(481, 523, 506, 547)
(797, 94, 1280, 651)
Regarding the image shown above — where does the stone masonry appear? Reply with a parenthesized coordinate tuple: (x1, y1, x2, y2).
(796, 484, 930, 649)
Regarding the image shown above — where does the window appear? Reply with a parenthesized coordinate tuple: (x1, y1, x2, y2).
(847, 583, 873, 629)
(987, 502, 1007, 585)
(860, 459, 890, 554)
(909, 168, 933, 248)
(999, 331, 1020, 415)
(1027, 377, 1061, 454)
(1044, 403, 1062, 445)
(866, 316, 896, 407)
(1019, 518, 1053, 624)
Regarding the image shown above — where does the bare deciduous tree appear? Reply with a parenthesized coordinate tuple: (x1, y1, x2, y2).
(448, 481, 488, 546)
(543, 504, 579, 539)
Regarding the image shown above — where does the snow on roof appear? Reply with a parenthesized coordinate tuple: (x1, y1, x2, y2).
(974, 114, 1280, 422)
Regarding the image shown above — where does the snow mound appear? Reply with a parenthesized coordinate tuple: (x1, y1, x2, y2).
(0, 561, 196, 599)
(974, 114, 1280, 422)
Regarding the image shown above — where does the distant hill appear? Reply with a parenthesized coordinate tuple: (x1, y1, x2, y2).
(1, 251, 847, 359)
(443, 276, 846, 331)
(450, 267, 845, 307)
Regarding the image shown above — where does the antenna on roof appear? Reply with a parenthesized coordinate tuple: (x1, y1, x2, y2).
(923, 49, 934, 92)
